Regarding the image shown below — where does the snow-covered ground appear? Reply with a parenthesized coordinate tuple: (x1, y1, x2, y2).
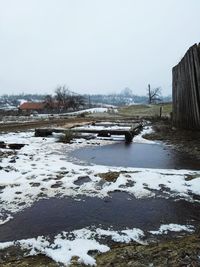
(37, 107, 112, 118)
(72, 124, 131, 131)
(65, 107, 110, 115)
(0, 127, 199, 265)
(0, 107, 114, 124)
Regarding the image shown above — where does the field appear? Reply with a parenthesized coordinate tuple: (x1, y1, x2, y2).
(118, 103, 172, 118)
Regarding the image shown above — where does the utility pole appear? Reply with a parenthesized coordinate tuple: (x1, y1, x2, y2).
(148, 84, 151, 104)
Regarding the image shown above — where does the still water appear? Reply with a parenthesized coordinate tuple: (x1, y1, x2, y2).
(0, 193, 200, 242)
(71, 142, 200, 170)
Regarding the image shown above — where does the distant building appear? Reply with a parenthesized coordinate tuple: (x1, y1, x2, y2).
(19, 102, 46, 113)
(18, 101, 65, 114)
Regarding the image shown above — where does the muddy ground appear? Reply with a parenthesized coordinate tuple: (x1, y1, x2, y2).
(1, 117, 200, 266)
(144, 119, 200, 161)
(1, 233, 200, 267)
(0, 117, 94, 133)
(95, 233, 200, 267)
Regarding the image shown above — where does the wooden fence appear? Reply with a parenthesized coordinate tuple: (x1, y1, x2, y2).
(172, 43, 200, 129)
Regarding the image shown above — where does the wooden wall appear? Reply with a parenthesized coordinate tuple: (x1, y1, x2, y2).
(172, 43, 200, 129)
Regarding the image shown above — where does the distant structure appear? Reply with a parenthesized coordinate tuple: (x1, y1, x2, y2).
(172, 43, 200, 129)
(19, 102, 46, 113)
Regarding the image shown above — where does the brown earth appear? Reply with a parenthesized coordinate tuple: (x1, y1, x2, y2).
(0, 117, 94, 133)
(95, 234, 200, 267)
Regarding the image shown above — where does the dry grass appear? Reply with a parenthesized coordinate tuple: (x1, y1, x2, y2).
(118, 103, 172, 118)
(58, 130, 77, 143)
(95, 234, 200, 267)
(97, 172, 121, 182)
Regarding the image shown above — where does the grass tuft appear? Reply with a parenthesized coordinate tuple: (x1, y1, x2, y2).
(58, 130, 77, 143)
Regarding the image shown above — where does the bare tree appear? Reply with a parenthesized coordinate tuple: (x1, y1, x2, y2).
(147, 84, 162, 104)
(74, 95, 86, 109)
(44, 95, 54, 110)
(68, 95, 86, 111)
(55, 85, 86, 111)
(55, 85, 70, 110)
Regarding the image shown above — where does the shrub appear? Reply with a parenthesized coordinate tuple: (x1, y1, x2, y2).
(77, 112, 85, 118)
(58, 130, 76, 143)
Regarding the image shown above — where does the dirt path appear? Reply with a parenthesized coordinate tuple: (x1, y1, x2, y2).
(0, 117, 94, 133)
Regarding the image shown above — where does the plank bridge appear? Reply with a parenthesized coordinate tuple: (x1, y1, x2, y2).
(35, 122, 144, 143)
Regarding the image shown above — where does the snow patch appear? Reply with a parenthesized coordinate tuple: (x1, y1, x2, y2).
(67, 107, 109, 115)
(149, 224, 194, 235)
(133, 126, 157, 144)
(96, 228, 144, 244)
(0, 170, 21, 185)
(0, 226, 145, 266)
(0, 214, 13, 225)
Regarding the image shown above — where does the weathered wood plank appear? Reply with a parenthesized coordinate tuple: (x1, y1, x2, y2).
(172, 43, 200, 130)
(35, 123, 143, 143)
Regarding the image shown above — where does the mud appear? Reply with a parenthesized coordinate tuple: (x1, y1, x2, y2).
(143, 120, 200, 161)
(95, 233, 200, 267)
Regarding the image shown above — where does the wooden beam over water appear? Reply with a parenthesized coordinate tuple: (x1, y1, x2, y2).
(35, 122, 143, 143)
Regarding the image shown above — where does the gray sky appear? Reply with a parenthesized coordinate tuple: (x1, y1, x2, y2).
(0, 0, 200, 96)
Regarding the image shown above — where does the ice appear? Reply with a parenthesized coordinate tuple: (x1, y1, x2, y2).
(133, 126, 158, 144)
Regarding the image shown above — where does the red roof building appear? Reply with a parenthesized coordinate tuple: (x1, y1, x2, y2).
(19, 102, 46, 111)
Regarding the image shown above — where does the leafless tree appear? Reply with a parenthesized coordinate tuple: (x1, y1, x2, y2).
(55, 85, 70, 110)
(68, 95, 86, 110)
(147, 84, 162, 104)
(44, 95, 54, 110)
(55, 85, 86, 111)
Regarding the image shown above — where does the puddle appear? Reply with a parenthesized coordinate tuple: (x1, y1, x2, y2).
(0, 193, 200, 242)
(71, 143, 200, 169)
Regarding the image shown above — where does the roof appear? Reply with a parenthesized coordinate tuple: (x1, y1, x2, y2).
(19, 102, 46, 110)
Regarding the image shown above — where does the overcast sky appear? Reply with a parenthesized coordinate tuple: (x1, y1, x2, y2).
(0, 0, 199, 96)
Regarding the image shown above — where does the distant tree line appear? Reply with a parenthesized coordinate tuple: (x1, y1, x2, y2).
(0, 86, 86, 112)
(0, 86, 172, 110)
(84, 87, 171, 106)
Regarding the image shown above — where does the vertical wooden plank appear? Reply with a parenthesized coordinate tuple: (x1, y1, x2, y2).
(172, 43, 200, 129)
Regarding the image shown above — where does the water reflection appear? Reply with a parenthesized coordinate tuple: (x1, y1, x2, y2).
(71, 143, 200, 170)
(0, 193, 199, 242)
